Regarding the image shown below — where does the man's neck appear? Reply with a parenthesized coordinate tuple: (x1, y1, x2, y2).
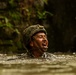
(31, 49, 44, 58)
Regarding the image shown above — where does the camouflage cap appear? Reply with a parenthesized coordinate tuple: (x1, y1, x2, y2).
(23, 24, 47, 46)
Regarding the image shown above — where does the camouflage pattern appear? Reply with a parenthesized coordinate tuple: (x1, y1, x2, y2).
(23, 24, 47, 47)
(17, 52, 53, 59)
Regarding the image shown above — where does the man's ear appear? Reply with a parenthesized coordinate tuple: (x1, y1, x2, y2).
(30, 41, 33, 47)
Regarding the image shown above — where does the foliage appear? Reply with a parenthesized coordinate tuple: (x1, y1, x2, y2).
(37, 11, 53, 20)
(0, 16, 13, 28)
(0, 0, 51, 53)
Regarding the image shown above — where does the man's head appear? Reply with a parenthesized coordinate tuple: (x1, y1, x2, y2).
(23, 24, 48, 57)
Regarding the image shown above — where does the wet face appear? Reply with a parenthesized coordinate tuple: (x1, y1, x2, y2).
(30, 32, 48, 54)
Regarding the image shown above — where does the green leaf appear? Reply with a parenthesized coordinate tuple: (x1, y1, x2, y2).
(9, 11, 21, 20)
(15, 29, 20, 34)
(6, 23, 13, 28)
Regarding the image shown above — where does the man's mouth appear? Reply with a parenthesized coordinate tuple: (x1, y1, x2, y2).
(42, 43, 48, 49)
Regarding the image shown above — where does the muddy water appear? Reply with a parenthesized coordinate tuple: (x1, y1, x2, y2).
(0, 53, 76, 75)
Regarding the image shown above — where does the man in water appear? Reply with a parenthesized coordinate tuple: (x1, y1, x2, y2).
(23, 24, 49, 58)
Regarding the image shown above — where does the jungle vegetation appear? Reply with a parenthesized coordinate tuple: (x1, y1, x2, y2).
(0, 0, 76, 54)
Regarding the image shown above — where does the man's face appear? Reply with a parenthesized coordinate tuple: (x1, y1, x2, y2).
(30, 32, 48, 53)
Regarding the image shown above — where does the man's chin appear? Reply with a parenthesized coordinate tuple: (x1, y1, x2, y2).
(42, 48, 48, 52)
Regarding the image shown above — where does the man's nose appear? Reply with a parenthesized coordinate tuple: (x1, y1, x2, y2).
(43, 36, 48, 41)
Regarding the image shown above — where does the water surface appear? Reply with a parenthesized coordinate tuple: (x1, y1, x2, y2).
(0, 53, 76, 75)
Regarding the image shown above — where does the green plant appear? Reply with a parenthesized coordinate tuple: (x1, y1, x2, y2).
(37, 11, 53, 20)
(0, 16, 13, 28)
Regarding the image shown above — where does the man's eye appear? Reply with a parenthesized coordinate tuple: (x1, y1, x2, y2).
(38, 35, 47, 38)
(38, 35, 42, 38)
(45, 36, 47, 38)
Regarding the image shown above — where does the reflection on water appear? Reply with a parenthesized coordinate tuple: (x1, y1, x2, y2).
(0, 53, 76, 75)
